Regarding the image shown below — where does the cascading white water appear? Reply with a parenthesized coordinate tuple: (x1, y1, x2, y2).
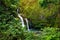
(25, 18, 30, 31)
(17, 8, 25, 27)
(18, 14, 25, 27)
(17, 8, 30, 31)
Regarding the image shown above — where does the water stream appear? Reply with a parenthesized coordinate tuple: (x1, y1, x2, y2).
(25, 18, 30, 31)
(18, 14, 25, 27)
(17, 9, 25, 27)
(17, 8, 30, 31)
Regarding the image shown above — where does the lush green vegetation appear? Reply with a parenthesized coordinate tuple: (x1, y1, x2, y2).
(0, 0, 60, 40)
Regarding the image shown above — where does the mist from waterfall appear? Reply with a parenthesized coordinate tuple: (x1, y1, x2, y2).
(25, 18, 30, 31)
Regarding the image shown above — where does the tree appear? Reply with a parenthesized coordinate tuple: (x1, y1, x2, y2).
(20, 0, 60, 28)
(0, 0, 26, 40)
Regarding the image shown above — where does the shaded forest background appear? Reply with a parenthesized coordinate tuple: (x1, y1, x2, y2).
(0, 0, 60, 40)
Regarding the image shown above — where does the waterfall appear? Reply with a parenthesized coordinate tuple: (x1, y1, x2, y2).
(18, 14, 25, 27)
(17, 8, 25, 27)
(25, 18, 30, 31)
(17, 8, 30, 31)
